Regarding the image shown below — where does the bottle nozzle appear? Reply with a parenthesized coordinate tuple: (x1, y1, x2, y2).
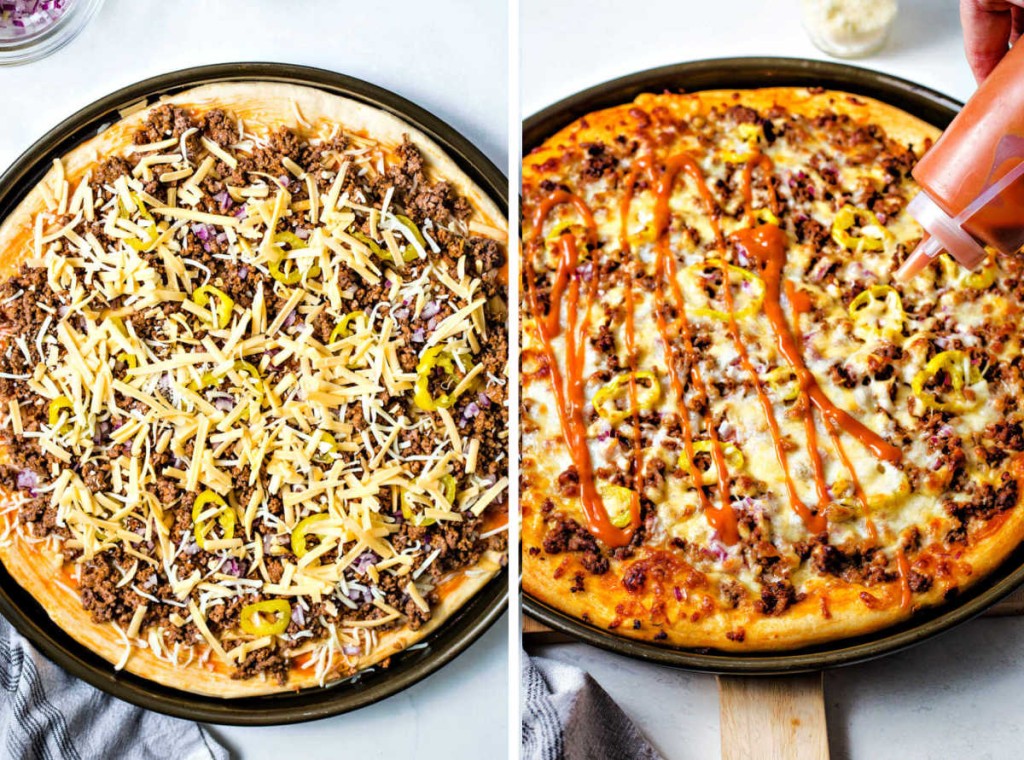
(896, 192, 988, 283)
(894, 236, 944, 283)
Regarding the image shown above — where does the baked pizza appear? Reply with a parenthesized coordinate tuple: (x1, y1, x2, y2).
(0, 82, 509, 695)
(521, 87, 1024, 650)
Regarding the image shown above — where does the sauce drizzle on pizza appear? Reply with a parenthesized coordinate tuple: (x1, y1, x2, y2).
(527, 148, 901, 545)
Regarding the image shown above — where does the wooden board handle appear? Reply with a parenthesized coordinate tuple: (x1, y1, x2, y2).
(718, 673, 829, 760)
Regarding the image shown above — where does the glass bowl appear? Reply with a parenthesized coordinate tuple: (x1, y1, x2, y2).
(0, 0, 105, 66)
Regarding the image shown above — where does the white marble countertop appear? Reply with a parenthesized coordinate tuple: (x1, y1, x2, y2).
(0, 2, 508, 759)
(522, 1, 1022, 759)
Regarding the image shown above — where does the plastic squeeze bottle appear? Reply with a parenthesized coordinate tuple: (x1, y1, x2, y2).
(895, 41, 1024, 282)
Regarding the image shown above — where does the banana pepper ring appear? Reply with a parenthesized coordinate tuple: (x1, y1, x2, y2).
(329, 310, 367, 343)
(401, 474, 457, 527)
(48, 396, 74, 434)
(966, 263, 998, 290)
(394, 214, 427, 260)
(230, 360, 264, 394)
(687, 260, 766, 321)
(848, 284, 905, 341)
(116, 353, 138, 370)
(239, 599, 292, 636)
(544, 220, 590, 257)
(312, 432, 340, 464)
(270, 231, 321, 284)
(122, 194, 162, 252)
(831, 205, 892, 252)
(911, 350, 983, 413)
(765, 366, 800, 401)
(192, 490, 236, 550)
(195, 360, 264, 401)
(191, 285, 234, 329)
(941, 252, 998, 289)
(291, 513, 330, 558)
(599, 485, 641, 529)
(678, 441, 745, 486)
(353, 229, 418, 265)
(413, 345, 475, 411)
(593, 371, 661, 424)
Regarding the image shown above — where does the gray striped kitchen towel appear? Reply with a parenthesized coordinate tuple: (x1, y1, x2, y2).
(0, 614, 228, 760)
(522, 651, 664, 760)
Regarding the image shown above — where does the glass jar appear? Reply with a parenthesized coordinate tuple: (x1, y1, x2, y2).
(0, 0, 105, 66)
(801, 0, 899, 59)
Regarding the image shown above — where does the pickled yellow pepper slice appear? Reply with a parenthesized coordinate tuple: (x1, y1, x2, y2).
(239, 600, 291, 636)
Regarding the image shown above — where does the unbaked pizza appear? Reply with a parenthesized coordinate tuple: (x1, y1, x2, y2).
(0, 82, 508, 695)
(521, 87, 1024, 650)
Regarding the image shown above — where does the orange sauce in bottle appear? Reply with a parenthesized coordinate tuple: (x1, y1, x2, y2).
(898, 42, 1024, 280)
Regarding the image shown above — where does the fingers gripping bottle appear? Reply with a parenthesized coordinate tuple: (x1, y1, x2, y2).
(895, 41, 1024, 282)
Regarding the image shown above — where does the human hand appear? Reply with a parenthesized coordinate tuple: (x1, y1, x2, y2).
(961, 0, 1024, 82)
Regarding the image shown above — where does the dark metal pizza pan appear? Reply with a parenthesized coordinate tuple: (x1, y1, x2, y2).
(0, 63, 508, 724)
(522, 57, 1024, 675)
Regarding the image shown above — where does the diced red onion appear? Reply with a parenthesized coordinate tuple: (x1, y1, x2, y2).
(346, 587, 372, 603)
(283, 310, 297, 328)
(190, 223, 212, 242)
(212, 397, 235, 412)
(238, 266, 249, 280)
(295, 228, 311, 240)
(277, 175, 291, 188)
(0, 0, 66, 36)
(718, 420, 736, 440)
(352, 551, 377, 575)
(477, 392, 491, 408)
(462, 402, 481, 420)
(808, 258, 833, 283)
(213, 190, 233, 211)
(411, 328, 425, 343)
(292, 604, 306, 626)
(673, 586, 683, 602)
(392, 307, 409, 320)
(16, 469, 37, 490)
(421, 301, 441, 320)
(706, 541, 728, 562)
(342, 644, 361, 656)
